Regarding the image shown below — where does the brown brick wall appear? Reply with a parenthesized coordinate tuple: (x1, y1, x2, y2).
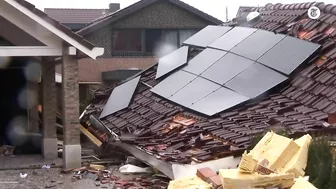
(85, 26, 112, 57)
(84, 1, 213, 57)
(42, 60, 57, 138)
(62, 55, 80, 145)
(112, 1, 210, 28)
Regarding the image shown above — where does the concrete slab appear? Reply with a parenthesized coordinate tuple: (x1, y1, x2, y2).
(63, 144, 81, 169)
(114, 142, 242, 179)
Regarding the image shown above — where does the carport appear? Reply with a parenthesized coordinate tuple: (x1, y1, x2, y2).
(0, 0, 104, 168)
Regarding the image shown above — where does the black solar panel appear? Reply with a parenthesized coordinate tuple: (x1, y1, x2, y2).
(169, 77, 221, 107)
(183, 25, 232, 47)
(183, 48, 227, 75)
(190, 87, 249, 116)
(155, 46, 189, 79)
(100, 76, 141, 119)
(151, 70, 197, 98)
(258, 36, 320, 75)
(209, 27, 257, 51)
(231, 30, 286, 60)
(225, 63, 287, 98)
(201, 53, 254, 85)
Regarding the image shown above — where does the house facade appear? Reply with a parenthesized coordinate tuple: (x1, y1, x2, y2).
(79, 0, 223, 58)
(48, 0, 222, 109)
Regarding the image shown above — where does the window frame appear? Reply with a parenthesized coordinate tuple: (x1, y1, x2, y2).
(111, 28, 200, 56)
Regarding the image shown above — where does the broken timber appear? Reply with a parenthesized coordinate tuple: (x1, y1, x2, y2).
(80, 125, 102, 147)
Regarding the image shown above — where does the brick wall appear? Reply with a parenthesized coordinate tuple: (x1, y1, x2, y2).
(84, 1, 213, 57)
(42, 61, 57, 138)
(62, 55, 80, 145)
(85, 26, 113, 57)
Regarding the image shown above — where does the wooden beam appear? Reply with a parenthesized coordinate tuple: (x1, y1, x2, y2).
(80, 125, 102, 147)
(0, 46, 62, 56)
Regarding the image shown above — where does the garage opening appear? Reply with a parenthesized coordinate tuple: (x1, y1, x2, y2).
(0, 57, 41, 154)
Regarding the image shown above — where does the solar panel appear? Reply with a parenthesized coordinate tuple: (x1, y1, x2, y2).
(151, 70, 197, 98)
(183, 25, 232, 47)
(155, 46, 189, 79)
(258, 36, 321, 75)
(100, 76, 141, 119)
(225, 63, 287, 98)
(169, 77, 221, 107)
(190, 87, 249, 116)
(208, 27, 257, 51)
(201, 53, 254, 85)
(183, 48, 227, 75)
(231, 30, 286, 60)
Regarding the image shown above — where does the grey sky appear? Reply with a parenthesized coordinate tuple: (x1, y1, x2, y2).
(27, 0, 334, 21)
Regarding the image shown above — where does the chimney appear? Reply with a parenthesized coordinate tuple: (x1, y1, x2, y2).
(109, 3, 120, 13)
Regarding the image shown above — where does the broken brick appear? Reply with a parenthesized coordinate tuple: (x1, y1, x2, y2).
(101, 179, 109, 184)
(206, 175, 222, 189)
(196, 167, 217, 181)
(110, 175, 120, 181)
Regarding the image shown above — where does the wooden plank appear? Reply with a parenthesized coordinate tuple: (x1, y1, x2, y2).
(80, 125, 102, 147)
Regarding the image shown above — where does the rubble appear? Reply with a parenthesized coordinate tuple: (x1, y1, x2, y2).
(167, 176, 212, 189)
(219, 169, 294, 189)
(167, 131, 318, 189)
(219, 131, 316, 189)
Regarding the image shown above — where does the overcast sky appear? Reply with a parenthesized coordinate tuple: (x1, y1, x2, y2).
(27, 0, 335, 21)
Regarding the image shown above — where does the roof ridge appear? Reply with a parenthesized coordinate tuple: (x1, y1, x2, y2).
(245, 2, 336, 16)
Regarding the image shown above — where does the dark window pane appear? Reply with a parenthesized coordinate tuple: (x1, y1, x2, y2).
(163, 30, 178, 49)
(112, 31, 128, 51)
(128, 30, 142, 51)
(145, 29, 162, 53)
(112, 30, 142, 52)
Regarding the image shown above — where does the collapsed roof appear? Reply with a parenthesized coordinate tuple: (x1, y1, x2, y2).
(82, 2, 336, 164)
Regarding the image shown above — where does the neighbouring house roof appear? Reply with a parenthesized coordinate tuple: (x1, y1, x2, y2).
(236, 6, 259, 17)
(8, 0, 104, 59)
(77, 0, 223, 35)
(56, 57, 157, 83)
(44, 9, 110, 24)
(82, 2, 336, 164)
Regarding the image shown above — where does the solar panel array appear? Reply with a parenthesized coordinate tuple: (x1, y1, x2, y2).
(151, 25, 321, 116)
(100, 76, 141, 119)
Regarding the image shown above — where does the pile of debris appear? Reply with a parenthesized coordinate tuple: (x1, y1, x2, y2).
(61, 156, 169, 189)
(219, 131, 316, 189)
(168, 131, 317, 189)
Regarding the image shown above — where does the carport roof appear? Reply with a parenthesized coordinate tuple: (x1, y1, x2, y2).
(3, 0, 104, 59)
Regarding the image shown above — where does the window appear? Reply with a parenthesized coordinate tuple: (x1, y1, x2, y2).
(111, 29, 200, 55)
(112, 30, 142, 51)
(163, 30, 179, 49)
(145, 29, 162, 53)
